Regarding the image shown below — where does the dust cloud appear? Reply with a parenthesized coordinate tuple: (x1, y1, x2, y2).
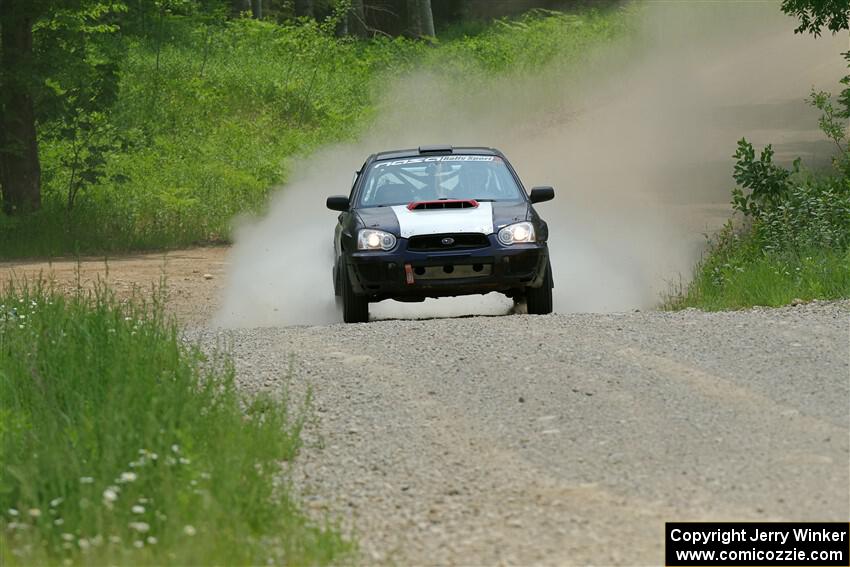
(215, 1, 847, 327)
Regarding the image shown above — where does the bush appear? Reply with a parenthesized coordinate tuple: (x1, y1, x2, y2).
(671, 69, 850, 309)
(0, 282, 349, 564)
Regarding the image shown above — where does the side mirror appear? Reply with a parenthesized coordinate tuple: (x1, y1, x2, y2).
(326, 196, 350, 211)
(529, 186, 554, 204)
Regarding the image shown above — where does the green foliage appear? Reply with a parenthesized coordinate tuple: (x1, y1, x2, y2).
(781, 0, 850, 36)
(669, 225, 850, 310)
(0, 282, 350, 564)
(673, 56, 850, 310)
(731, 139, 799, 217)
(0, 6, 627, 257)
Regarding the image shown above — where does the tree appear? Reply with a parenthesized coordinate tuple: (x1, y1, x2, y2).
(0, 0, 126, 215)
(348, 0, 368, 38)
(0, 1, 42, 213)
(294, 0, 314, 19)
(781, 0, 850, 36)
(406, 0, 434, 37)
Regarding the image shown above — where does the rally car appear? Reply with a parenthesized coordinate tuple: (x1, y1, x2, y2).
(326, 145, 554, 323)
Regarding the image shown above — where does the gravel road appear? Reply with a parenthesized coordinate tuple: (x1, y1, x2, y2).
(194, 300, 850, 566)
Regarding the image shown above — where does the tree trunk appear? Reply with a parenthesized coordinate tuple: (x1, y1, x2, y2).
(232, 0, 250, 16)
(0, 1, 41, 214)
(348, 0, 368, 38)
(251, 0, 262, 19)
(406, 0, 434, 37)
(294, 0, 314, 19)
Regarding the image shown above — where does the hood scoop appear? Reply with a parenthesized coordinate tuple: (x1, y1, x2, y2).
(407, 199, 479, 211)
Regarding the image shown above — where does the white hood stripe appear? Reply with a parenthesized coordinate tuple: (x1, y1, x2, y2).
(391, 203, 494, 238)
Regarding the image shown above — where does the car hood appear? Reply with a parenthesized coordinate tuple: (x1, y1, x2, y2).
(356, 201, 529, 238)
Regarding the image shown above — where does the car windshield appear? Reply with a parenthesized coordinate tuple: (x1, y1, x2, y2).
(358, 155, 523, 207)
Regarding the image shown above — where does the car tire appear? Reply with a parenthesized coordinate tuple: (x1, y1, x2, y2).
(341, 262, 369, 323)
(526, 259, 553, 315)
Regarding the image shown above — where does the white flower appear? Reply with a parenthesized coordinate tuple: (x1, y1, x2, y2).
(183, 525, 196, 536)
(137, 498, 149, 504)
(128, 522, 150, 533)
(28, 508, 41, 518)
(7, 509, 18, 517)
(108, 535, 121, 544)
(61, 533, 74, 542)
(131, 505, 145, 514)
(54, 518, 64, 526)
(179, 457, 190, 465)
(102, 487, 119, 503)
(79, 477, 94, 484)
(133, 540, 144, 548)
(146, 536, 158, 545)
(119, 471, 137, 483)
(171, 444, 180, 453)
(50, 497, 64, 508)
(78, 538, 91, 551)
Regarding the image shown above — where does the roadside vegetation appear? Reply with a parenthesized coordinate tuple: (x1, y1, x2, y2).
(669, 0, 850, 310)
(0, 281, 350, 565)
(0, 2, 625, 258)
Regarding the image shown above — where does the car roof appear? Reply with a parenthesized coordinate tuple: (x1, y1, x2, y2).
(370, 145, 504, 163)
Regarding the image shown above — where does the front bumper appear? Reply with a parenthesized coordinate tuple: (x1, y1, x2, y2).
(344, 235, 549, 300)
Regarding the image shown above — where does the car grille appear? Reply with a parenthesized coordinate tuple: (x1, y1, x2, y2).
(407, 233, 490, 251)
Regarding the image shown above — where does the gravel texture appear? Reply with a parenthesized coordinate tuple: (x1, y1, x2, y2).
(193, 300, 850, 565)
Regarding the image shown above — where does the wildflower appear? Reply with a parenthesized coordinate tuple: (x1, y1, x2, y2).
(28, 508, 41, 518)
(131, 505, 145, 514)
(119, 471, 137, 483)
(103, 487, 119, 504)
(133, 540, 144, 548)
(61, 533, 74, 542)
(54, 518, 64, 526)
(183, 525, 196, 536)
(171, 444, 180, 453)
(146, 536, 158, 545)
(78, 538, 91, 551)
(79, 477, 94, 484)
(128, 522, 150, 533)
(165, 456, 177, 466)
(109, 535, 121, 545)
(138, 498, 149, 504)
(199, 472, 211, 480)
(7, 509, 18, 517)
(50, 497, 64, 508)
(91, 535, 103, 547)
(179, 457, 191, 465)
(149, 452, 158, 460)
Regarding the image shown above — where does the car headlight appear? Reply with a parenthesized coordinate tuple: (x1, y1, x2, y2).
(357, 229, 397, 251)
(498, 222, 536, 245)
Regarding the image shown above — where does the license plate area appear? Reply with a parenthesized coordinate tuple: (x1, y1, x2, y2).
(413, 263, 492, 280)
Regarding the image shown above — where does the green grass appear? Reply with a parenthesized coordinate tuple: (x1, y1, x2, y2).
(668, 223, 850, 310)
(0, 7, 628, 258)
(0, 281, 350, 565)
